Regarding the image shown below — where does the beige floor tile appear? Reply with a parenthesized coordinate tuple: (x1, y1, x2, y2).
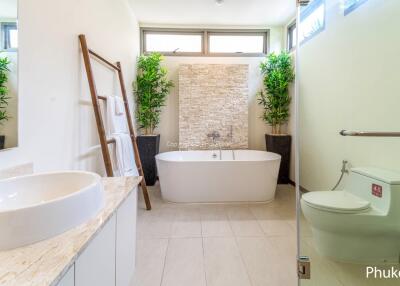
(300, 238, 344, 286)
(237, 237, 296, 286)
(249, 204, 280, 219)
(170, 207, 202, 238)
(136, 184, 400, 286)
(161, 238, 206, 286)
(225, 205, 264, 236)
(131, 239, 168, 286)
(269, 235, 298, 285)
(170, 220, 202, 238)
(200, 205, 234, 237)
(137, 208, 176, 239)
(137, 219, 173, 239)
(225, 205, 255, 220)
(229, 220, 265, 237)
(203, 237, 252, 286)
(258, 219, 295, 236)
(202, 220, 234, 237)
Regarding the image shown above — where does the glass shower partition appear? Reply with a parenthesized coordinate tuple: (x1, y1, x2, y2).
(296, 0, 400, 285)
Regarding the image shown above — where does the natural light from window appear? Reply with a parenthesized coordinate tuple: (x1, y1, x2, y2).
(289, 26, 297, 50)
(209, 35, 264, 54)
(344, 0, 367, 14)
(299, 1, 325, 43)
(9, 29, 18, 49)
(145, 33, 202, 53)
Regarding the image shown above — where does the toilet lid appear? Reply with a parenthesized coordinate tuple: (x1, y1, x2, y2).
(302, 191, 371, 213)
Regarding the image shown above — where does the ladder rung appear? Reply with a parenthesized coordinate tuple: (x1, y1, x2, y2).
(106, 137, 135, 144)
(98, 95, 107, 101)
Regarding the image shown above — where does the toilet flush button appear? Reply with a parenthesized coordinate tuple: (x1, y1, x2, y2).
(372, 184, 383, 198)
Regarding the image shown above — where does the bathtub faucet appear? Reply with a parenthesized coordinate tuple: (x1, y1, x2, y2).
(207, 131, 221, 144)
(227, 125, 233, 141)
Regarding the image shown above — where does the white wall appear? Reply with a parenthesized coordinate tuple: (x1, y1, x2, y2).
(150, 26, 286, 153)
(298, 0, 400, 190)
(0, 0, 140, 174)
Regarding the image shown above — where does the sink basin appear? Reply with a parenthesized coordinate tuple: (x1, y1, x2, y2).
(0, 171, 104, 250)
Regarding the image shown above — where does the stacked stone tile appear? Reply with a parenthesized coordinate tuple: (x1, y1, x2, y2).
(179, 64, 249, 150)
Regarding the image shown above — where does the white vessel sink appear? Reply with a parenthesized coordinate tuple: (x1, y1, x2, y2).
(0, 171, 104, 251)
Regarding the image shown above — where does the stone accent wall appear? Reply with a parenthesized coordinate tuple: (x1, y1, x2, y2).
(179, 64, 249, 149)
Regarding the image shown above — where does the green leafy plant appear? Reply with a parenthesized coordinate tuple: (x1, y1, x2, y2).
(134, 53, 174, 135)
(0, 54, 11, 125)
(258, 52, 295, 134)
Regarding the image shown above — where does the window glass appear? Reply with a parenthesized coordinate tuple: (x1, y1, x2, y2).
(144, 33, 202, 53)
(141, 29, 268, 56)
(209, 35, 265, 54)
(299, 0, 325, 44)
(344, 0, 368, 15)
(287, 23, 297, 51)
(1, 23, 18, 50)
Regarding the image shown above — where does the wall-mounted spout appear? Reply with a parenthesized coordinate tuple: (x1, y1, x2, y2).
(207, 131, 221, 144)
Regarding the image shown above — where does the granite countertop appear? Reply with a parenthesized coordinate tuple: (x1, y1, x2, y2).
(0, 176, 142, 286)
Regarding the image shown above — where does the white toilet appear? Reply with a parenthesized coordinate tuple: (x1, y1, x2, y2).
(301, 167, 400, 263)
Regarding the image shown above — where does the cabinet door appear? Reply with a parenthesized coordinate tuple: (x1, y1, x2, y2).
(56, 265, 74, 286)
(116, 189, 138, 286)
(75, 215, 116, 286)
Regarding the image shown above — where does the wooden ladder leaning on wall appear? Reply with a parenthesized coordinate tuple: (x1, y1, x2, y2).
(78, 34, 151, 210)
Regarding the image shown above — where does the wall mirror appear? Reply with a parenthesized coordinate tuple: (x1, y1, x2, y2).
(0, 0, 18, 150)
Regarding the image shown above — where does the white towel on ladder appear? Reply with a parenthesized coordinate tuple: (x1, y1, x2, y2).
(106, 95, 128, 134)
(105, 94, 138, 177)
(112, 134, 139, 177)
(114, 96, 125, 115)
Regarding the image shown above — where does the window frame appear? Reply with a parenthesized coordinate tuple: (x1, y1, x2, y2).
(1, 22, 18, 51)
(287, 21, 296, 52)
(344, 0, 368, 15)
(140, 28, 269, 57)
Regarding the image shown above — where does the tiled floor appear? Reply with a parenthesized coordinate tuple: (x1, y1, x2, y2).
(133, 184, 400, 286)
(300, 215, 400, 286)
(132, 183, 298, 286)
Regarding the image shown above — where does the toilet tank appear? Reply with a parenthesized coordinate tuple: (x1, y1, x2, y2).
(347, 167, 400, 215)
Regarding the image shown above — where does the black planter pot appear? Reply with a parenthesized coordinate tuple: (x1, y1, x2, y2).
(265, 134, 291, 184)
(137, 134, 160, 186)
(0, 135, 5, 150)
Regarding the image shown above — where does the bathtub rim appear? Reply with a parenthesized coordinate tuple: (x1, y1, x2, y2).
(155, 150, 281, 163)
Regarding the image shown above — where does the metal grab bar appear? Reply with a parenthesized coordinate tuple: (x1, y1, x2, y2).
(340, 130, 400, 137)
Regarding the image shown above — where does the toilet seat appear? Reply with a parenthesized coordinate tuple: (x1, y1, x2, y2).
(302, 191, 371, 213)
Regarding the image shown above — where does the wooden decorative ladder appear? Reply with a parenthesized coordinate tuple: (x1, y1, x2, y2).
(78, 34, 151, 210)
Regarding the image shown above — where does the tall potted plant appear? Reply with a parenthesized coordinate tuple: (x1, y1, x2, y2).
(258, 52, 295, 184)
(134, 52, 173, 185)
(0, 55, 11, 150)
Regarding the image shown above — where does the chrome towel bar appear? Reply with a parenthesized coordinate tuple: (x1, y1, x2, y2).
(340, 130, 400, 137)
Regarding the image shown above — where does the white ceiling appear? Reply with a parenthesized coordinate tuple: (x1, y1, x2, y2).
(0, 0, 17, 19)
(130, 0, 296, 27)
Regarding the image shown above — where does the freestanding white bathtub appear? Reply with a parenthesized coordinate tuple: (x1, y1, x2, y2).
(156, 150, 281, 203)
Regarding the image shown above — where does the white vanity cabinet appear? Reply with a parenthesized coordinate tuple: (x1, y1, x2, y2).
(75, 214, 117, 286)
(116, 190, 137, 286)
(56, 188, 138, 286)
(56, 265, 75, 286)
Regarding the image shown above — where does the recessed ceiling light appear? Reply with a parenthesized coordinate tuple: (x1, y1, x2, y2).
(216, 0, 224, 6)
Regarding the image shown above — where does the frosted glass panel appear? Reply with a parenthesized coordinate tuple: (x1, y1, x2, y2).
(298, 0, 400, 284)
